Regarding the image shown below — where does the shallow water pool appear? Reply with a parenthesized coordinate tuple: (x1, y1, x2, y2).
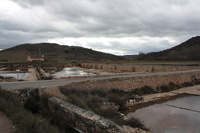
(52, 67, 96, 78)
(126, 96, 200, 133)
(0, 71, 29, 80)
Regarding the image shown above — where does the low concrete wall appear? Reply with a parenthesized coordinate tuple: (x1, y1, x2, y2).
(81, 63, 200, 73)
(65, 70, 200, 91)
(48, 97, 122, 133)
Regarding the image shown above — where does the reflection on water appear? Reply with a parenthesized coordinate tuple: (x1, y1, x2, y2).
(126, 96, 200, 133)
(0, 71, 29, 80)
(52, 67, 96, 77)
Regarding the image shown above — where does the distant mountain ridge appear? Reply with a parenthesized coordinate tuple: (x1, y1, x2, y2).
(0, 43, 124, 63)
(1, 36, 200, 64)
(123, 55, 138, 60)
(138, 36, 200, 61)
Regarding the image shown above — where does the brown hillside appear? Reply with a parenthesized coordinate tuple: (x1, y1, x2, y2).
(138, 36, 200, 61)
(0, 43, 124, 63)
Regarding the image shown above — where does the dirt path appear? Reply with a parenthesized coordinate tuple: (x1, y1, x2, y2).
(26, 68, 37, 81)
(0, 112, 16, 133)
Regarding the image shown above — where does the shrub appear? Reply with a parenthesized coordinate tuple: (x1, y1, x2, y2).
(24, 90, 40, 114)
(54, 87, 151, 130)
(39, 94, 75, 132)
(86, 95, 103, 109)
(126, 117, 149, 131)
(93, 107, 126, 126)
(181, 82, 194, 87)
(90, 89, 107, 97)
(131, 86, 157, 95)
(158, 85, 174, 92)
(110, 89, 127, 96)
(108, 93, 127, 109)
(67, 94, 88, 109)
(0, 88, 21, 107)
(59, 87, 89, 97)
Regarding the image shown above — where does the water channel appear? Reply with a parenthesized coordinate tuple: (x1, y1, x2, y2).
(52, 67, 96, 78)
(126, 96, 200, 133)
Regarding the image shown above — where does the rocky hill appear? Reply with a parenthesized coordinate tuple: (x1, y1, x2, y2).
(0, 43, 124, 64)
(138, 36, 200, 61)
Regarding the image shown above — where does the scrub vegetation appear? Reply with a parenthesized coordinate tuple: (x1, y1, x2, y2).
(0, 89, 60, 133)
(59, 87, 149, 130)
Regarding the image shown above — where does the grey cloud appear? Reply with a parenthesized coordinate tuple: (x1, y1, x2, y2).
(82, 37, 175, 55)
(11, 0, 45, 8)
(10, 0, 200, 37)
(1, 0, 200, 54)
(0, 30, 44, 48)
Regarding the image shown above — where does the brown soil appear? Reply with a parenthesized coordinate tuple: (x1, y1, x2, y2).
(0, 112, 16, 133)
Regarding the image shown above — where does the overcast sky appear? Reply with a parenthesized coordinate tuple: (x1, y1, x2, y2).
(0, 0, 199, 55)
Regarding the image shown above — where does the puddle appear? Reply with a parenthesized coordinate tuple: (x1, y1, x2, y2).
(0, 71, 29, 80)
(126, 96, 200, 133)
(52, 67, 96, 78)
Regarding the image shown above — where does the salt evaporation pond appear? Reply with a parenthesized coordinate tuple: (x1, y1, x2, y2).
(52, 67, 96, 78)
(126, 96, 200, 133)
(0, 71, 29, 80)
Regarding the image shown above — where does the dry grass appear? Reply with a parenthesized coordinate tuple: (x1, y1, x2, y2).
(0, 50, 28, 63)
(44, 86, 66, 100)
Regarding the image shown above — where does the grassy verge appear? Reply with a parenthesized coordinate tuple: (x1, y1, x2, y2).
(0, 89, 60, 133)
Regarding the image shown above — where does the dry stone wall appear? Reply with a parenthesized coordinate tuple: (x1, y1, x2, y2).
(48, 97, 122, 133)
(13, 88, 39, 103)
(81, 63, 200, 73)
(65, 70, 200, 91)
(38, 68, 51, 78)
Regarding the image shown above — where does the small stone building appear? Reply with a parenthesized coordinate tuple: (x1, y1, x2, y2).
(27, 55, 44, 62)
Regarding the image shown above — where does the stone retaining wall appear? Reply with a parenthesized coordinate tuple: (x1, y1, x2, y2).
(13, 88, 39, 103)
(39, 68, 49, 78)
(38, 67, 51, 79)
(48, 97, 122, 133)
(81, 63, 200, 73)
(65, 70, 200, 91)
